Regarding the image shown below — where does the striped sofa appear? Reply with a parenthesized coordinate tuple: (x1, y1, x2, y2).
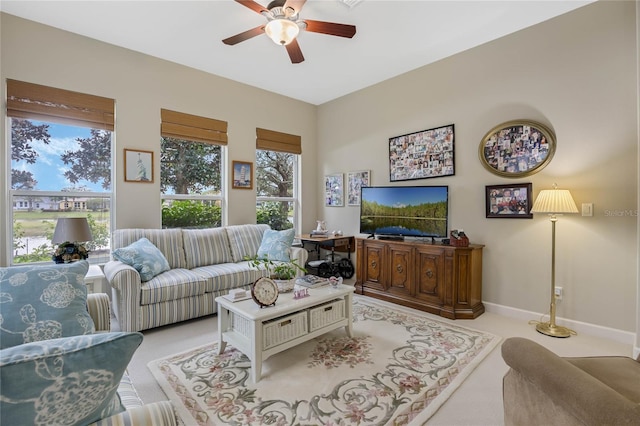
(104, 224, 308, 332)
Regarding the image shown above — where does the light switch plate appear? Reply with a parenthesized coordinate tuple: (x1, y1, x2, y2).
(582, 203, 593, 216)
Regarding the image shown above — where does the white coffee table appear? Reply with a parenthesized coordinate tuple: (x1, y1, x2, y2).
(216, 284, 354, 383)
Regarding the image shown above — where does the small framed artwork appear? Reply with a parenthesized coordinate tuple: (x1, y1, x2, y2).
(347, 170, 370, 206)
(325, 174, 344, 207)
(232, 160, 253, 189)
(486, 183, 533, 218)
(479, 120, 556, 178)
(124, 149, 154, 183)
(389, 124, 454, 182)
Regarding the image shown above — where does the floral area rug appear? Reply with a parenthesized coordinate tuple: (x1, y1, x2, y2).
(148, 297, 500, 425)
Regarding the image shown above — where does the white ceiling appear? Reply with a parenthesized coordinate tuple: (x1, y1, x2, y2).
(1, 0, 594, 105)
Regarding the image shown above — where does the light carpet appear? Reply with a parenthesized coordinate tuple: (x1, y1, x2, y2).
(148, 297, 500, 425)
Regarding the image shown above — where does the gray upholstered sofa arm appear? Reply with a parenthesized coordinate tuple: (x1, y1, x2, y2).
(104, 260, 144, 332)
(501, 337, 640, 426)
(87, 293, 111, 332)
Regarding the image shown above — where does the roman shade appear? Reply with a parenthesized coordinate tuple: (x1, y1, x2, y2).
(256, 128, 302, 154)
(6, 79, 115, 131)
(160, 109, 228, 145)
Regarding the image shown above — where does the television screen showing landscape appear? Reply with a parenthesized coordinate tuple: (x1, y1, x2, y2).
(360, 186, 448, 237)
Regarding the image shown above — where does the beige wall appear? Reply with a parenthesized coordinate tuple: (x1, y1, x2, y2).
(0, 13, 319, 263)
(1, 2, 638, 336)
(317, 1, 638, 333)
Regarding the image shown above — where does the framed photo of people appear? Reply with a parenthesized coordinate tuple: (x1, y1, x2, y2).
(325, 174, 344, 207)
(479, 120, 556, 178)
(347, 170, 370, 206)
(389, 124, 455, 182)
(485, 183, 533, 218)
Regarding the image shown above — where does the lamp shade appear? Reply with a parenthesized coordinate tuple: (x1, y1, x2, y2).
(264, 19, 300, 45)
(52, 218, 93, 244)
(530, 188, 578, 214)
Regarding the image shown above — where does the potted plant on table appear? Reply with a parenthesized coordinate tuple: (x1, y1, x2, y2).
(246, 255, 307, 293)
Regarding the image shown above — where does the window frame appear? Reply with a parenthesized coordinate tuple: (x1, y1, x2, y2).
(255, 149, 300, 232)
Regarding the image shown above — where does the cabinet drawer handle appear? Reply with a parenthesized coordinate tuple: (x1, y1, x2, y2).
(280, 319, 292, 327)
(371, 261, 377, 269)
(396, 264, 403, 273)
(426, 269, 433, 278)
(324, 306, 333, 312)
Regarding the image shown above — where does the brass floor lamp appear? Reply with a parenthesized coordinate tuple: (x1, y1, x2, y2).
(530, 185, 578, 338)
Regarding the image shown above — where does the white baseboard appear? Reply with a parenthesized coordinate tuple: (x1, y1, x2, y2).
(484, 302, 636, 346)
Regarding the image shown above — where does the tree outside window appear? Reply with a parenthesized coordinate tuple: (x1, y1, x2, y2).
(160, 137, 223, 228)
(256, 150, 298, 231)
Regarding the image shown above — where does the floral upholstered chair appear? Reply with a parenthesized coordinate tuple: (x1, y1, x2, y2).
(0, 261, 177, 426)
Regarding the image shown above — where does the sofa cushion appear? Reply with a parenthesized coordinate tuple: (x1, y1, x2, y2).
(0, 332, 143, 426)
(112, 238, 171, 282)
(183, 228, 233, 269)
(112, 228, 187, 269)
(0, 261, 94, 350)
(257, 228, 295, 262)
(140, 268, 207, 305)
(192, 262, 264, 293)
(225, 224, 270, 263)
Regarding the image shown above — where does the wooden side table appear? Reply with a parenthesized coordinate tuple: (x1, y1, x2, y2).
(84, 264, 106, 294)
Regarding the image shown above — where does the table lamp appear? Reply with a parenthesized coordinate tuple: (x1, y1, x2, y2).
(52, 217, 93, 263)
(530, 184, 579, 337)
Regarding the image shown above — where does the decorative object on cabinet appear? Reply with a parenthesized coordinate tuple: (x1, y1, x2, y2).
(529, 184, 579, 338)
(51, 217, 93, 263)
(325, 174, 344, 206)
(355, 238, 484, 319)
(478, 120, 555, 178)
(449, 229, 469, 247)
(347, 170, 370, 206)
(389, 124, 454, 181)
(232, 160, 253, 189)
(124, 149, 154, 182)
(486, 183, 533, 218)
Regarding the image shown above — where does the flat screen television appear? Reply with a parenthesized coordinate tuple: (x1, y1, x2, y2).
(360, 186, 448, 239)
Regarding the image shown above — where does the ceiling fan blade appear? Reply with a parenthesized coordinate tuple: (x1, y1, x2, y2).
(235, 0, 268, 14)
(286, 39, 305, 64)
(304, 20, 356, 38)
(283, 0, 307, 15)
(222, 25, 265, 45)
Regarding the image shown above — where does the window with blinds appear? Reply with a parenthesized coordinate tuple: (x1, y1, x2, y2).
(160, 109, 227, 229)
(7, 79, 114, 265)
(255, 128, 301, 231)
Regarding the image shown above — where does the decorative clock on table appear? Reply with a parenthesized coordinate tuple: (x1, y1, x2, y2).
(251, 277, 279, 308)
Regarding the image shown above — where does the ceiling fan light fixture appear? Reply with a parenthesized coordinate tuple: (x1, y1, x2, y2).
(264, 18, 299, 45)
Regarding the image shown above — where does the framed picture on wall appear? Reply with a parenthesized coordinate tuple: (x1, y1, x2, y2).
(325, 174, 344, 207)
(232, 160, 253, 189)
(124, 149, 154, 183)
(347, 170, 370, 206)
(478, 120, 556, 178)
(389, 124, 455, 182)
(485, 183, 533, 218)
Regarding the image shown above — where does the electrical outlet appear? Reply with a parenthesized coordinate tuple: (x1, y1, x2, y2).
(554, 286, 563, 300)
(582, 203, 593, 217)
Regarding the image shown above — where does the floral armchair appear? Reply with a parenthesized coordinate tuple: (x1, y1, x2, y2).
(0, 261, 177, 426)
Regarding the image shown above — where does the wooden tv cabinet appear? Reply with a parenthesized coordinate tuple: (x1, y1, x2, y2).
(355, 238, 484, 319)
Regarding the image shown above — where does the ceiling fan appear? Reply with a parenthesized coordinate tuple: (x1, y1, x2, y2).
(222, 0, 356, 64)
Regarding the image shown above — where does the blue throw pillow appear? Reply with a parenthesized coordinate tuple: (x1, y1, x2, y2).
(112, 238, 170, 282)
(257, 228, 295, 262)
(0, 261, 94, 350)
(0, 332, 143, 426)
